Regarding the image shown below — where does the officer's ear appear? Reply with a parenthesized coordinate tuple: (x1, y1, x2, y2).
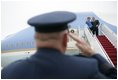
(62, 33, 68, 47)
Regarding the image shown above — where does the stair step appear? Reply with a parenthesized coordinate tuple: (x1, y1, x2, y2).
(101, 43, 113, 44)
(103, 46, 114, 48)
(99, 40, 111, 41)
(111, 58, 117, 60)
(100, 42, 112, 43)
(113, 60, 117, 63)
(100, 42, 112, 44)
(105, 50, 116, 52)
(104, 48, 116, 50)
(99, 41, 109, 42)
(112, 60, 117, 63)
(103, 47, 115, 49)
(107, 53, 116, 56)
(103, 48, 116, 50)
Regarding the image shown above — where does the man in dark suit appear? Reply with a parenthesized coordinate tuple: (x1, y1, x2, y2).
(91, 17, 100, 35)
(1, 11, 116, 79)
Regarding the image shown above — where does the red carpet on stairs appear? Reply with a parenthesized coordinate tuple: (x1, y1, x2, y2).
(97, 35, 117, 66)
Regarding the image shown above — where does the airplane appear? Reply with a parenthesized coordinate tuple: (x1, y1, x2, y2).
(1, 12, 117, 68)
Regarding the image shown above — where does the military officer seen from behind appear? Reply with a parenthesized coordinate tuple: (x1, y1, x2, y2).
(2, 11, 117, 79)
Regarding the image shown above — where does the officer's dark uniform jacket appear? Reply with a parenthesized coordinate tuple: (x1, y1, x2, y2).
(1, 48, 117, 79)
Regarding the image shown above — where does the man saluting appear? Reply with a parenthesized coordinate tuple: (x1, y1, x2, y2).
(2, 11, 116, 79)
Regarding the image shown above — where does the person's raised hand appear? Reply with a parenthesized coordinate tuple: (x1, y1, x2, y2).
(69, 33, 95, 56)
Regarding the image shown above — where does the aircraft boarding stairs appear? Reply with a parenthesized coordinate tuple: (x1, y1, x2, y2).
(76, 24, 117, 67)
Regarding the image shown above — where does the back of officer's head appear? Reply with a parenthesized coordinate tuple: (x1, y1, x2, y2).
(28, 11, 76, 53)
(34, 30, 68, 53)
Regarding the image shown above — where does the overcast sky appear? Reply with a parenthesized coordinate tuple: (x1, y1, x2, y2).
(1, 0, 117, 39)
